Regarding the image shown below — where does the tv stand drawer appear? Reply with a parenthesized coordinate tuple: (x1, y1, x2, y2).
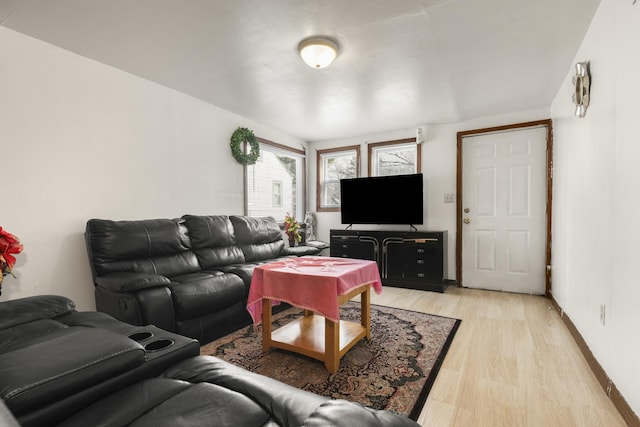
(330, 235, 360, 258)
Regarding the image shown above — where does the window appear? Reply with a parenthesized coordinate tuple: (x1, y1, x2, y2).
(368, 138, 421, 176)
(272, 181, 283, 207)
(317, 145, 360, 212)
(246, 138, 305, 221)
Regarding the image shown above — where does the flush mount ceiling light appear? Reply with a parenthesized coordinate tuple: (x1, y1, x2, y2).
(298, 37, 340, 69)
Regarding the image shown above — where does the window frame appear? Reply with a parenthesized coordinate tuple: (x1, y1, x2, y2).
(245, 137, 306, 219)
(367, 138, 421, 177)
(316, 145, 361, 212)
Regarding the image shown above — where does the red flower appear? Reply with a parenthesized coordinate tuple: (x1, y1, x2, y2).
(0, 227, 23, 273)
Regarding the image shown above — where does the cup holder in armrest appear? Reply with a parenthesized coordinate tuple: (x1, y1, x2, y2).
(144, 339, 174, 352)
(128, 331, 154, 342)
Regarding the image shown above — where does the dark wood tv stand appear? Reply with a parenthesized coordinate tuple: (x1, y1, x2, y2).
(329, 229, 448, 293)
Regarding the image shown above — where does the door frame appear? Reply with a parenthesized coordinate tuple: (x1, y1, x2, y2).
(455, 119, 554, 295)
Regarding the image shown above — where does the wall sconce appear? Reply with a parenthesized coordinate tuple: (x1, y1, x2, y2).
(298, 37, 340, 69)
(572, 61, 591, 118)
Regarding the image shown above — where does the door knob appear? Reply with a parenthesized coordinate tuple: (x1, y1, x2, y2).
(463, 218, 470, 224)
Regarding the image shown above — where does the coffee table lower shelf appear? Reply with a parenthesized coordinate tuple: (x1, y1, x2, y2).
(268, 314, 366, 373)
(261, 284, 371, 373)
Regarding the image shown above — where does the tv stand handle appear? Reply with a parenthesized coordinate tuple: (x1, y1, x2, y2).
(406, 238, 439, 243)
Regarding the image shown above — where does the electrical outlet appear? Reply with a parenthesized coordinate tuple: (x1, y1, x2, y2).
(600, 303, 606, 325)
(444, 193, 455, 203)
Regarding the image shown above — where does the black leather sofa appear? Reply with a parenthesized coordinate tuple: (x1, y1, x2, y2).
(85, 215, 320, 344)
(0, 295, 420, 427)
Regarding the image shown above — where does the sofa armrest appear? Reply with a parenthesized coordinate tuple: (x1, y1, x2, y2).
(0, 327, 146, 416)
(95, 272, 171, 293)
(0, 295, 75, 331)
(283, 246, 322, 256)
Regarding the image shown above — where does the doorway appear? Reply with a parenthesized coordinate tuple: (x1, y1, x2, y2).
(456, 120, 553, 295)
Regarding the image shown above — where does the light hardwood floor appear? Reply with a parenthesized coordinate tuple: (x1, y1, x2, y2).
(368, 286, 626, 427)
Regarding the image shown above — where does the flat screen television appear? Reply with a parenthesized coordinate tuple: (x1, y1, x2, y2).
(340, 173, 423, 225)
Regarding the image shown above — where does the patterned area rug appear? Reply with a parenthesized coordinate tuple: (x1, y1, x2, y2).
(200, 302, 460, 420)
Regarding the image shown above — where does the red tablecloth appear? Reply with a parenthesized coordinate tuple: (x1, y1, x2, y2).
(247, 257, 382, 324)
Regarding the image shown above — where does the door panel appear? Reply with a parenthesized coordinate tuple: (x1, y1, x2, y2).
(476, 167, 496, 216)
(507, 230, 529, 273)
(462, 127, 547, 294)
(475, 230, 496, 271)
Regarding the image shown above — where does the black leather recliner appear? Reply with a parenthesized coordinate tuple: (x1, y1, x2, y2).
(0, 295, 420, 427)
(85, 215, 319, 344)
(0, 295, 200, 426)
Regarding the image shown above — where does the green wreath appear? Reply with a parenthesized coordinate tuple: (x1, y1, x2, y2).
(230, 127, 260, 165)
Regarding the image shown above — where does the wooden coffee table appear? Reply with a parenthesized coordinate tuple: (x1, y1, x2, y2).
(247, 257, 382, 373)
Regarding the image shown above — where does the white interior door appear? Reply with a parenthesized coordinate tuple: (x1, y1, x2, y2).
(461, 126, 547, 294)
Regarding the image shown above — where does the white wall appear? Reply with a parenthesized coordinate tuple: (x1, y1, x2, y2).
(308, 109, 550, 281)
(551, 0, 640, 416)
(0, 27, 306, 310)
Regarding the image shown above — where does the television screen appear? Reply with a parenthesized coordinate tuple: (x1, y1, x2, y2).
(340, 173, 423, 225)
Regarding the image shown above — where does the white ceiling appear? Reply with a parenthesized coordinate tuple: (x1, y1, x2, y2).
(0, 0, 601, 142)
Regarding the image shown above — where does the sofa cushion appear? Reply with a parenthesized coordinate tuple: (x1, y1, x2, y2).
(229, 216, 285, 262)
(183, 215, 246, 268)
(169, 272, 245, 320)
(86, 218, 199, 277)
(227, 263, 260, 292)
(191, 245, 246, 270)
(183, 215, 236, 248)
